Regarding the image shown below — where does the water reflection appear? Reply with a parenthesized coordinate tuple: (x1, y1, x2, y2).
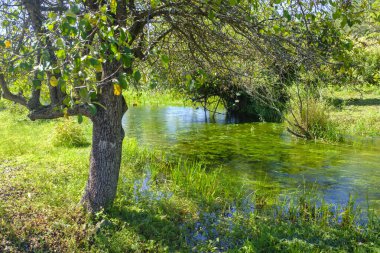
(122, 106, 380, 213)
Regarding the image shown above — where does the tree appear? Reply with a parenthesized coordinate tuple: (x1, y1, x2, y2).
(0, 0, 363, 212)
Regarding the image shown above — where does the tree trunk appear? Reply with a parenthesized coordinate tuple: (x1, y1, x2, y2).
(81, 81, 127, 213)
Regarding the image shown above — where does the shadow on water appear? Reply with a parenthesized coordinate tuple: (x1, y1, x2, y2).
(122, 106, 380, 214)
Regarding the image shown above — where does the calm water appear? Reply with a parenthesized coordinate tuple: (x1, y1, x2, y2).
(123, 106, 380, 213)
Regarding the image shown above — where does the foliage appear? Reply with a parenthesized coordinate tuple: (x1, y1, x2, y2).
(0, 0, 362, 119)
(354, 46, 380, 86)
(51, 120, 90, 147)
(287, 86, 343, 142)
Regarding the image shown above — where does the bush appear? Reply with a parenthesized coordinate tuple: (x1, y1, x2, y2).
(52, 120, 90, 147)
(353, 46, 380, 86)
(0, 99, 28, 114)
(287, 97, 343, 142)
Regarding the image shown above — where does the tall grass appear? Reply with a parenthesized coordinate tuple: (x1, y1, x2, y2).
(287, 96, 343, 142)
(51, 120, 90, 147)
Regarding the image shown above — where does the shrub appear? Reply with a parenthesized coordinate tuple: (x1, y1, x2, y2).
(287, 97, 343, 142)
(52, 120, 90, 147)
(0, 100, 28, 114)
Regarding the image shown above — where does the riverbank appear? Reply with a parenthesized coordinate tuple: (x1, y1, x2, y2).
(124, 86, 380, 141)
(327, 86, 380, 137)
(0, 107, 379, 252)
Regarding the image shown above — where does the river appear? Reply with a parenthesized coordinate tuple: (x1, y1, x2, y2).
(123, 106, 380, 214)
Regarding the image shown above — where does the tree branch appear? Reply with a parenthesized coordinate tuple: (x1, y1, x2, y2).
(0, 74, 28, 107)
(28, 104, 91, 121)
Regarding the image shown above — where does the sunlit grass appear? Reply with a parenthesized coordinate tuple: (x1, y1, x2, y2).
(0, 99, 379, 252)
(327, 85, 380, 137)
(124, 88, 192, 107)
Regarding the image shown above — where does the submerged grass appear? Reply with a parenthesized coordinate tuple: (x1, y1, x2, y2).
(0, 102, 379, 252)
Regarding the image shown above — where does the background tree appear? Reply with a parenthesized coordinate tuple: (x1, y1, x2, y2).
(0, 0, 364, 212)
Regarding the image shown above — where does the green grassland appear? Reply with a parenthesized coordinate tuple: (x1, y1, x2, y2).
(0, 90, 379, 252)
(327, 86, 380, 137)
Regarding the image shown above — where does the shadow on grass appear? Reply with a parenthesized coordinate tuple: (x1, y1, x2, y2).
(328, 97, 380, 108)
(95, 198, 380, 252)
(0, 210, 54, 253)
(94, 201, 189, 252)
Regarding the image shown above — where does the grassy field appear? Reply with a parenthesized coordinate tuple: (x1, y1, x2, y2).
(0, 98, 379, 252)
(327, 86, 380, 138)
(124, 88, 192, 108)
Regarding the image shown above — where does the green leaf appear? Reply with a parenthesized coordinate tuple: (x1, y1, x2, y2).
(79, 19, 92, 39)
(151, 0, 159, 8)
(77, 114, 83, 124)
(36, 71, 45, 80)
(47, 23, 55, 31)
(56, 38, 65, 48)
(340, 16, 347, 28)
(70, 4, 81, 15)
(63, 96, 71, 106)
(229, 0, 237, 6)
(32, 79, 41, 88)
(88, 103, 97, 116)
(89, 57, 100, 67)
(110, 43, 118, 55)
(119, 28, 127, 42)
(115, 52, 121, 61)
(110, 0, 117, 14)
(121, 53, 133, 67)
(19, 62, 32, 71)
(118, 73, 129, 89)
(66, 16, 76, 25)
(65, 10, 77, 19)
(333, 11, 341, 20)
(100, 4, 107, 13)
(273, 25, 281, 33)
(127, 32, 133, 44)
(161, 54, 169, 69)
(79, 88, 89, 102)
(60, 22, 73, 36)
(58, 78, 66, 93)
(208, 10, 215, 20)
(56, 49, 66, 59)
(283, 10, 291, 21)
(133, 70, 141, 82)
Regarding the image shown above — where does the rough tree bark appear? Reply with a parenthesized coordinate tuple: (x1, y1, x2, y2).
(81, 65, 128, 213)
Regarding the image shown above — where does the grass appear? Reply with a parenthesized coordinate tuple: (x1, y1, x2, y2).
(326, 85, 380, 138)
(124, 88, 192, 107)
(287, 96, 343, 142)
(0, 100, 379, 252)
(286, 85, 380, 142)
(52, 120, 91, 147)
